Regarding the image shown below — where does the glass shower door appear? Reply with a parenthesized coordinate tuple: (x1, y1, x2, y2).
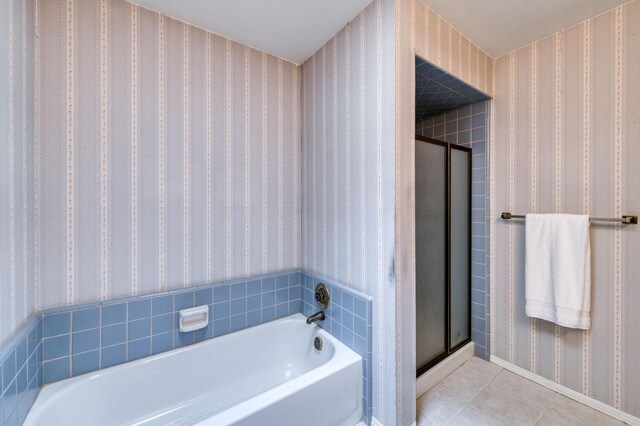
(450, 145, 471, 349)
(415, 140, 447, 369)
(415, 137, 471, 375)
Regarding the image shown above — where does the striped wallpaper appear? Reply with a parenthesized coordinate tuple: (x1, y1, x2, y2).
(300, 0, 397, 424)
(8, 0, 639, 421)
(491, 0, 640, 418)
(392, 0, 496, 423)
(392, 0, 498, 420)
(395, 0, 415, 423)
(303, 1, 495, 424)
(37, 0, 301, 309)
(0, 0, 37, 346)
(413, 0, 493, 98)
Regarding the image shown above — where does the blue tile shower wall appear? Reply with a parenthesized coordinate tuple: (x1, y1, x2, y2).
(0, 313, 42, 425)
(416, 100, 490, 359)
(40, 270, 302, 384)
(301, 272, 373, 425)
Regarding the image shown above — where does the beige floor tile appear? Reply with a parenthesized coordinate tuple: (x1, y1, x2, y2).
(440, 357, 502, 403)
(447, 406, 505, 426)
(488, 370, 555, 411)
(535, 413, 568, 425)
(416, 413, 438, 426)
(459, 357, 503, 382)
(416, 359, 624, 426)
(543, 394, 626, 426)
(416, 413, 428, 426)
(470, 387, 543, 426)
(417, 383, 466, 425)
(440, 368, 492, 403)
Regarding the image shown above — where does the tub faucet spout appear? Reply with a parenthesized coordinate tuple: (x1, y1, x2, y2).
(306, 311, 325, 324)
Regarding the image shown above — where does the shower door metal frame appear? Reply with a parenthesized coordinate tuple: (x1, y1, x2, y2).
(415, 135, 472, 376)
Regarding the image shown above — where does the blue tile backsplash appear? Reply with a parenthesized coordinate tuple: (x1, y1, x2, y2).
(0, 268, 373, 425)
(36, 270, 303, 384)
(301, 272, 373, 425)
(0, 313, 42, 425)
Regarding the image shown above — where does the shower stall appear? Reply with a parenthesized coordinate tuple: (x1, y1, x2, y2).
(414, 55, 490, 378)
(415, 137, 471, 375)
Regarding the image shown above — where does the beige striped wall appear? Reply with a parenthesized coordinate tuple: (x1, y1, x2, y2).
(37, 0, 301, 309)
(9, 0, 640, 421)
(0, 0, 37, 346)
(393, 1, 496, 423)
(395, 0, 415, 423)
(413, 0, 493, 97)
(491, 0, 640, 417)
(300, 1, 398, 423)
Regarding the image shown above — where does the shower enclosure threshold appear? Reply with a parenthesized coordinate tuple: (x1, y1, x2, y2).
(416, 342, 475, 398)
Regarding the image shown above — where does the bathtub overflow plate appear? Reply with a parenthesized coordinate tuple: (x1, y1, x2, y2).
(314, 336, 323, 351)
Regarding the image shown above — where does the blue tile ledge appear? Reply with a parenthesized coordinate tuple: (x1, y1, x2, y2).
(0, 312, 43, 425)
(0, 268, 374, 425)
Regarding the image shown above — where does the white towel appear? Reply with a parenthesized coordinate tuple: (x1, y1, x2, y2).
(525, 214, 591, 329)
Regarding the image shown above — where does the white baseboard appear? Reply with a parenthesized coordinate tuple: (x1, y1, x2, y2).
(369, 416, 416, 426)
(490, 356, 640, 426)
(416, 342, 475, 398)
(371, 417, 383, 426)
(369, 415, 416, 426)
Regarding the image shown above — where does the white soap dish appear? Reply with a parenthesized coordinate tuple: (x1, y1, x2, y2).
(179, 305, 209, 332)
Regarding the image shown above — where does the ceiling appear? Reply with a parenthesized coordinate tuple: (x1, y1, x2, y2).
(129, 0, 373, 64)
(129, 0, 631, 64)
(415, 57, 489, 121)
(421, 0, 631, 57)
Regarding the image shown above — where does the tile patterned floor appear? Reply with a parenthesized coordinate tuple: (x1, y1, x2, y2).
(416, 357, 627, 426)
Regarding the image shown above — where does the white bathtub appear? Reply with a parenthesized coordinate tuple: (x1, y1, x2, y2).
(24, 314, 363, 426)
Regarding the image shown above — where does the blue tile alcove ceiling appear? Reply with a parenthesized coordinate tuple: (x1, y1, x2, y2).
(415, 56, 490, 121)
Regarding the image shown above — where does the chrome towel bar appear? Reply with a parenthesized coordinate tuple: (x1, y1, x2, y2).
(501, 212, 638, 225)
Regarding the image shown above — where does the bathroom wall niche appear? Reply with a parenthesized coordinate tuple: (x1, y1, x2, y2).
(414, 56, 491, 373)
